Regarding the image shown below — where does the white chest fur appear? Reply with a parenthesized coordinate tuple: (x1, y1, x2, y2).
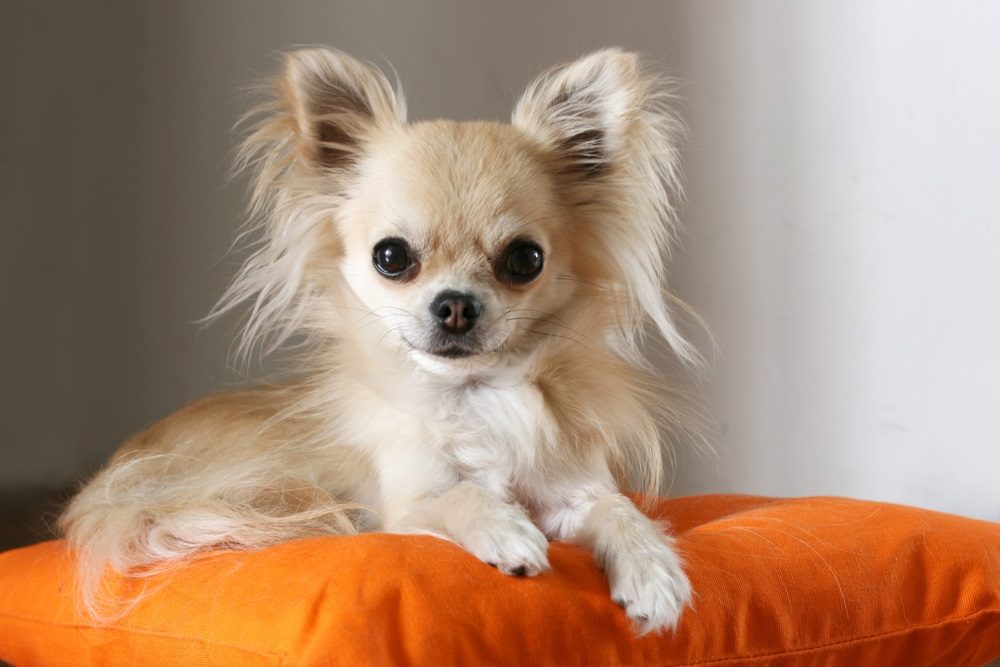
(423, 378, 555, 492)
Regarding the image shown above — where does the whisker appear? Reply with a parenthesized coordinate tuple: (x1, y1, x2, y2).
(504, 316, 584, 339)
(502, 307, 576, 332)
(522, 328, 592, 352)
(554, 273, 606, 289)
(376, 325, 406, 348)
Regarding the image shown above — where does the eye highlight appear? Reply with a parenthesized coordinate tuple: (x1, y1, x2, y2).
(372, 238, 418, 280)
(497, 240, 545, 285)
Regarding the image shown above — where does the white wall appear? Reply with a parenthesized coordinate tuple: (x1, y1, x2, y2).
(2, 2, 997, 520)
(667, 3, 1000, 521)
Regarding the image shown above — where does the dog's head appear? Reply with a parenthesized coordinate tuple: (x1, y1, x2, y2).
(221, 48, 697, 375)
(334, 118, 572, 368)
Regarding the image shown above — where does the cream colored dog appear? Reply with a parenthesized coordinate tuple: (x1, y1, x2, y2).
(60, 47, 704, 634)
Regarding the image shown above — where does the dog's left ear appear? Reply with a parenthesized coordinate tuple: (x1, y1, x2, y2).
(514, 50, 699, 366)
(513, 49, 652, 180)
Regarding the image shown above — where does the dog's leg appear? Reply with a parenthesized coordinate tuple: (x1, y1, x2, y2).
(576, 492, 691, 633)
(400, 481, 551, 576)
(535, 463, 692, 634)
(375, 446, 549, 576)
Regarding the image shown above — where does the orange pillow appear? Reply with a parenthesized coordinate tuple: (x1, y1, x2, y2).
(1, 495, 998, 666)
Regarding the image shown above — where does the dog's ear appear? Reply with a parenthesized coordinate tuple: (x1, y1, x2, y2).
(278, 48, 405, 171)
(514, 50, 700, 366)
(512, 49, 649, 180)
(219, 49, 406, 360)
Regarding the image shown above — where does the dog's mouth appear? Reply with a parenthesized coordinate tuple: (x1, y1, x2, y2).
(400, 335, 493, 360)
(430, 345, 476, 359)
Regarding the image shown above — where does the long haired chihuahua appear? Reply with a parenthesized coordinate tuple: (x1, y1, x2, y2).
(60, 47, 705, 634)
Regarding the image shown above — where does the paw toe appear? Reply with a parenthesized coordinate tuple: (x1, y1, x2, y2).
(610, 553, 692, 634)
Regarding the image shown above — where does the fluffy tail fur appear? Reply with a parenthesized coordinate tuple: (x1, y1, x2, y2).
(58, 391, 367, 621)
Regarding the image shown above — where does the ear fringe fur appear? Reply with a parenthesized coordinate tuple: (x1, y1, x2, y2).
(513, 49, 704, 370)
(207, 49, 406, 364)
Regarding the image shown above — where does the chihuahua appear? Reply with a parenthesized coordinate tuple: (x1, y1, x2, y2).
(60, 47, 704, 634)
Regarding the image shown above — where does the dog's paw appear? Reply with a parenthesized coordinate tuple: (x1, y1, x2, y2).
(609, 542, 692, 635)
(456, 503, 550, 577)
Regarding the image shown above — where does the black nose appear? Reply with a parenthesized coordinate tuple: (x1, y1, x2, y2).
(430, 291, 483, 335)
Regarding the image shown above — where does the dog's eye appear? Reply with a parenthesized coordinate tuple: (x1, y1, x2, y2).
(372, 238, 416, 279)
(498, 241, 544, 284)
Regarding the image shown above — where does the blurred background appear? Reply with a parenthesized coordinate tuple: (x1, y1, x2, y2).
(2, 1, 998, 549)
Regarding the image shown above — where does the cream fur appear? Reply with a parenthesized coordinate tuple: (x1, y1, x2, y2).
(59, 47, 707, 634)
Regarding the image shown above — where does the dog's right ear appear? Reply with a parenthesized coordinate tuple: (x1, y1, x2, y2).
(274, 48, 406, 171)
(217, 49, 406, 361)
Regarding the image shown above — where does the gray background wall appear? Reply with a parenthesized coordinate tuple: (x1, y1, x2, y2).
(2, 2, 998, 521)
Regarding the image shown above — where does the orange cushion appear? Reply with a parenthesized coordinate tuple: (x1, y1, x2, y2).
(1, 495, 998, 666)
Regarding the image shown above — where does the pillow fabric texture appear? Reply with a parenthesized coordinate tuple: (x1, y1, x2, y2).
(1, 494, 998, 666)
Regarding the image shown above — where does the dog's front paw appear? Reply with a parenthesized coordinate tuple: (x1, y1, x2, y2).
(456, 503, 550, 577)
(609, 542, 692, 635)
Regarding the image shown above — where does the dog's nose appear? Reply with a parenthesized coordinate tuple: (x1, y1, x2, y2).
(430, 291, 483, 335)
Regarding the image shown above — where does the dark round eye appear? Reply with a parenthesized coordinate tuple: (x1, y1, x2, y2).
(499, 241, 544, 284)
(372, 238, 416, 279)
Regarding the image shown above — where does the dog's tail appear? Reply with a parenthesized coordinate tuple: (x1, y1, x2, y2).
(58, 446, 363, 622)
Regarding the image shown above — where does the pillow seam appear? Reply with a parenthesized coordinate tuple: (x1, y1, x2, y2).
(0, 611, 284, 663)
(650, 607, 1000, 667)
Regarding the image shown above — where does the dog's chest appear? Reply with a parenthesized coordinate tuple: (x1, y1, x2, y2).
(424, 379, 553, 478)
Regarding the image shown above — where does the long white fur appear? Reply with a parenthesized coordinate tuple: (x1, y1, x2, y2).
(59, 47, 707, 634)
